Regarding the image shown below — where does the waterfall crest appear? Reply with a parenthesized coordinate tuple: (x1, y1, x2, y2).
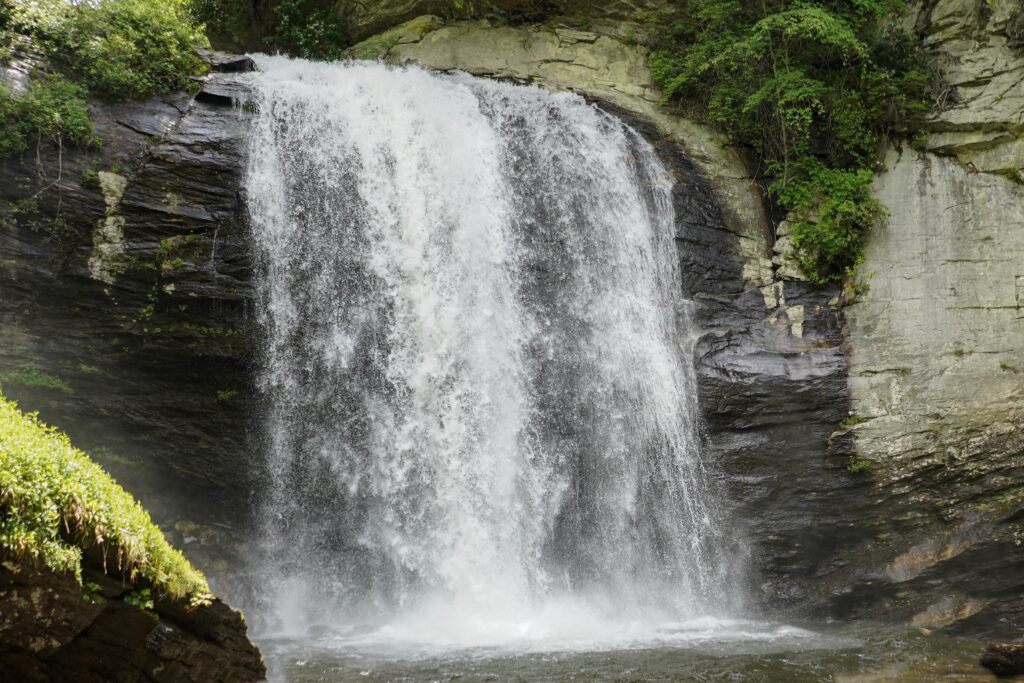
(244, 56, 730, 639)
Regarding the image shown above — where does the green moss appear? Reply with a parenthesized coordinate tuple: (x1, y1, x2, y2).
(215, 389, 239, 402)
(840, 414, 870, 428)
(0, 394, 211, 602)
(999, 360, 1020, 373)
(0, 365, 73, 395)
(161, 256, 187, 272)
(847, 458, 872, 473)
(351, 35, 400, 60)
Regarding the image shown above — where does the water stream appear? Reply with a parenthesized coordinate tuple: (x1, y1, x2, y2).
(239, 58, 993, 681)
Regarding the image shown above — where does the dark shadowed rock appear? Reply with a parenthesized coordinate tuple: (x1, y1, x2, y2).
(197, 49, 257, 73)
(0, 71, 257, 569)
(0, 561, 265, 682)
(982, 642, 1024, 678)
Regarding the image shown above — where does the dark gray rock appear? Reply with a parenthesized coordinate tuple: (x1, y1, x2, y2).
(0, 72, 256, 553)
(197, 49, 256, 73)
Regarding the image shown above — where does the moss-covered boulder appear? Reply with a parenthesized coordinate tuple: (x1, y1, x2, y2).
(0, 395, 264, 682)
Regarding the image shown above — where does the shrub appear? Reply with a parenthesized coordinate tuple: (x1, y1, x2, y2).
(0, 75, 92, 156)
(191, 0, 349, 60)
(270, 0, 348, 60)
(649, 0, 930, 283)
(0, 393, 211, 602)
(11, 0, 207, 100)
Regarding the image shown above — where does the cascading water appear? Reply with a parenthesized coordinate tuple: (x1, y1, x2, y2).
(244, 56, 732, 644)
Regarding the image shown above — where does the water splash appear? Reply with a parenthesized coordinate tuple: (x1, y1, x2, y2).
(244, 56, 731, 639)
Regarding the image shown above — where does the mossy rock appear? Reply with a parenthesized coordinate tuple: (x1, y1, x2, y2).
(0, 393, 209, 601)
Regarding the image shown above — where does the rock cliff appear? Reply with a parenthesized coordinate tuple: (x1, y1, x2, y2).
(834, 0, 1024, 634)
(1, 0, 1022, 647)
(0, 561, 264, 682)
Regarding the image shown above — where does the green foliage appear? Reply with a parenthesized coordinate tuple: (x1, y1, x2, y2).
(0, 0, 207, 157)
(10, 0, 206, 100)
(81, 579, 104, 603)
(191, 0, 348, 59)
(269, 0, 348, 60)
(0, 394, 211, 601)
(124, 587, 154, 610)
(649, 0, 930, 283)
(0, 76, 92, 157)
(0, 364, 73, 395)
(447, 0, 479, 19)
(188, 0, 252, 48)
(847, 457, 871, 473)
(215, 389, 239, 402)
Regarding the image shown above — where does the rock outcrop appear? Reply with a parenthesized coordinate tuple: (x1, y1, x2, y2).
(0, 55, 256, 538)
(0, 560, 264, 682)
(3, 0, 1022, 647)
(832, 0, 1024, 634)
(915, 0, 1024, 175)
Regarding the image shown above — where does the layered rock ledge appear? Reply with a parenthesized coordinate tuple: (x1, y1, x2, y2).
(0, 561, 264, 683)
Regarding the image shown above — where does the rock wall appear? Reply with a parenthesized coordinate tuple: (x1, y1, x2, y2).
(915, 0, 1024, 175)
(840, 149, 1024, 633)
(0, 560, 264, 682)
(0, 56, 257, 589)
(3, 0, 1022, 644)
(834, 0, 1024, 634)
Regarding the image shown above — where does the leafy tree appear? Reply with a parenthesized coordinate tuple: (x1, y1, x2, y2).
(649, 0, 930, 283)
(9, 0, 206, 100)
(0, 76, 92, 157)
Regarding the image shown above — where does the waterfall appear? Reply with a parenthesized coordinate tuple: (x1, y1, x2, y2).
(243, 56, 730, 641)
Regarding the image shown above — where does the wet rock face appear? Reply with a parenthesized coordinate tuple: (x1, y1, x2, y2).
(982, 642, 1024, 678)
(0, 561, 265, 683)
(611, 109, 860, 617)
(0, 66, 257, 540)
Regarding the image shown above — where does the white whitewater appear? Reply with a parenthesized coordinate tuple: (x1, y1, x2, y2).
(244, 56, 732, 646)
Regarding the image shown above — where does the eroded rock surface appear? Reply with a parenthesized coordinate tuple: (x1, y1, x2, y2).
(0, 65, 257, 559)
(837, 149, 1024, 633)
(0, 561, 264, 682)
(915, 0, 1024, 175)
